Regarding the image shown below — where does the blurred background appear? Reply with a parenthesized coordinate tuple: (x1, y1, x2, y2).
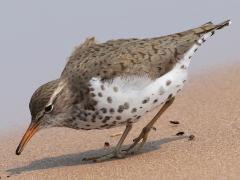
(0, 0, 239, 133)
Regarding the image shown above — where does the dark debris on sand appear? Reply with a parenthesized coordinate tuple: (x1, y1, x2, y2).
(176, 131, 185, 136)
(170, 120, 180, 125)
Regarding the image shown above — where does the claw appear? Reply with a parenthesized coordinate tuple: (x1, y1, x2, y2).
(124, 128, 150, 153)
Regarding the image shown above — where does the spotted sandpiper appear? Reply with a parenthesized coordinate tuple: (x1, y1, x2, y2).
(16, 20, 231, 161)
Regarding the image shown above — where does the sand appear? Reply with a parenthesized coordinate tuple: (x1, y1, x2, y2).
(1, 64, 240, 180)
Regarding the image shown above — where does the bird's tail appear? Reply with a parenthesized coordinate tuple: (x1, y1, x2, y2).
(199, 19, 231, 34)
(173, 20, 231, 61)
(194, 19, 231, 45)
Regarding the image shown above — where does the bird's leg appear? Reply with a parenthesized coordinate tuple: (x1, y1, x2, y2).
(125, 97, 175, 153)
(83, 122, 133, 162)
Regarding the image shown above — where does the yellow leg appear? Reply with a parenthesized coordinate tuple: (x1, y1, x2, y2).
(125, 97, 175, 153)
(83, 122, 133, 162)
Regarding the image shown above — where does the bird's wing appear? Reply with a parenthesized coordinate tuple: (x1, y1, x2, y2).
(61, 20, 230, 85)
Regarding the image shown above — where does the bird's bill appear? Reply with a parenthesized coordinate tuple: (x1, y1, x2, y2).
(16, 121, 41, 155)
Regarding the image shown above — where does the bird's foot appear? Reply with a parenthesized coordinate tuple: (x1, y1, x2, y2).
(82, 150, 126, 162)
(124, 126, 151, 153)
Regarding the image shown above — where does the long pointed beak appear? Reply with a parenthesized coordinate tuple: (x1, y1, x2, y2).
(16, 121, 41, 155)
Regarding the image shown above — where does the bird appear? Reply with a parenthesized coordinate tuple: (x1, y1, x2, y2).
(16, 20, 231, 161)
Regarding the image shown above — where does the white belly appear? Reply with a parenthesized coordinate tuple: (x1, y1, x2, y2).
(84, 62, 188, 129)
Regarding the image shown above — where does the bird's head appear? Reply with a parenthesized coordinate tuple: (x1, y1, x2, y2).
(16, 79, 70, 155)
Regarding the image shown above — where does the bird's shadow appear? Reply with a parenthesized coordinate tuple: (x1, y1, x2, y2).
(7, 136, 187, 175)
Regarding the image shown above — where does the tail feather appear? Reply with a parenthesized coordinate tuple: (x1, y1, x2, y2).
(175, 20, 231, 59)
(197, 20, 231, 43)
(215, 20, 231, 30)
(197, 19, 231, 35)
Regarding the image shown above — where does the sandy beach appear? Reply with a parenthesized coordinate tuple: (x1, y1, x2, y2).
(1, 64, 240, 180)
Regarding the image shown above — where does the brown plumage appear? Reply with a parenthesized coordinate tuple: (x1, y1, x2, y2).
(62, 20, 229, 82)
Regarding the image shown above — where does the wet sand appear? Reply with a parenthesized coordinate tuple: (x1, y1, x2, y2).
(1, 64, 240, 180)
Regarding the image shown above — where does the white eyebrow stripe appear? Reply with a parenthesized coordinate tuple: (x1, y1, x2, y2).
(47, 80, 66, 106)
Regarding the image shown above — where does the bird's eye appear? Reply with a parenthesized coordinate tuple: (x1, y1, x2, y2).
(44, 104, 53, 113)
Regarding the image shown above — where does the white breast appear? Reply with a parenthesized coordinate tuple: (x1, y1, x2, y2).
(83, 62, 187, 129)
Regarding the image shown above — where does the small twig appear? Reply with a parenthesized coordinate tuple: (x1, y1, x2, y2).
(176, 131, 184, 136)
(188, 135, 195, 140)
(170, 120, 180, 125)
(104, 142, 110, 148)
(110, 132, 123, 137)
(152, 127, 157, 131)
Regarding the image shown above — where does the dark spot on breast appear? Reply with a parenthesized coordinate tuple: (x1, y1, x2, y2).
(91, 114, 96, 122)
(102, 116, 111, 123)
(98, 115, 103, 119)
(113, 86, 118, 92)
(107, 97, 113, 103)
(100, 124, 109, 128)
(101, 85, 105, 90)
(116, 116, 122, 120)
(166, 80, 172, 86)
(90, 93, 96, 97)
(126, 118, 132, 122)
(153, 99, 158, 103)
(77, 113, 87, 121)
(181, 65, 186, 69)
(131, 108, 137, 113)
(123, 102, 129, 109)
(142, 97, 150, 104)
(118, 105, 124, 113)
(98, 92, 103, 97)
(89, 87, 95, 91)
(101, 108, 107, 113)
(136, 116, 141, 119)
(91, 100, 98, 106)
(109, 108, 115, 114)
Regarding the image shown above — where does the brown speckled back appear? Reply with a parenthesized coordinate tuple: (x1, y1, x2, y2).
(61, 22, 220, 84)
